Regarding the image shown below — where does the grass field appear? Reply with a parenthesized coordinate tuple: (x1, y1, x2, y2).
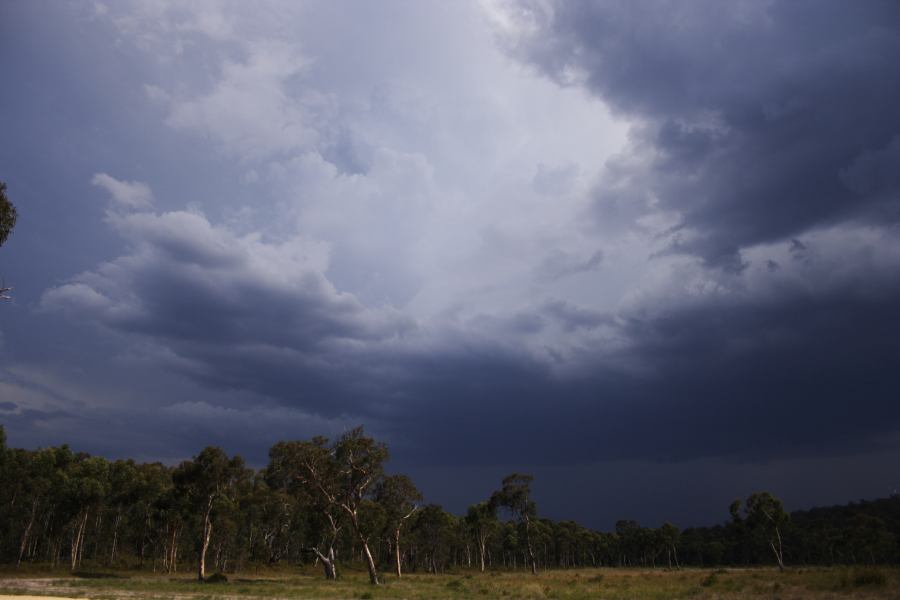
(0, 565, 896, 599)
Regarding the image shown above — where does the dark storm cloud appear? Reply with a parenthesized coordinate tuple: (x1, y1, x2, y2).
(387, 265, 900, 467)
(0, 396, 340, 465)
(40, 206, 413, 417)
(39, 185, 900, 468)
(503, 0, 900, 266)
(20, 1, 900, 514)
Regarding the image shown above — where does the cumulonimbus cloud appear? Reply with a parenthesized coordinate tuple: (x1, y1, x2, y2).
(29, 1, 900, 472)
(492, 0, 900, 267)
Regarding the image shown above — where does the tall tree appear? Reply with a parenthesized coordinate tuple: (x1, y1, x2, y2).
(267, 438, 342, 580)
(0, 181, 16, 248)
(332, 427, 388, 585)
(130, 462, 171, 569)
(491, 473, 538, 575)
(465, 501, 498, 572)
(739, 492, 789, 571)
(172, 447, 247, 582)
(660, 522, 681, 570)
(6, 447, 56, 566)
(63, 455, 110, 571)
(411, 504, 455, 573)
(0, 181, 17, 301)
(374, 474, 421, 578)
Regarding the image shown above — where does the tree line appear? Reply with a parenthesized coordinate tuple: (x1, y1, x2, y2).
(1, 425, 898, 585)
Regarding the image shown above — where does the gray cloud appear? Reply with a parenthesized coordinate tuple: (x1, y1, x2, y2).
(6, 0, 900, 527)
(497, 0, 900, 266)
(41, 184, 413, 417)
(388, 267, 900, 468)
(535, 249, 604, 282)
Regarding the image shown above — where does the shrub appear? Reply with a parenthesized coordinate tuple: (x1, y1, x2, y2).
(204, 572, 228, 584)
(852, 568, 886, 587)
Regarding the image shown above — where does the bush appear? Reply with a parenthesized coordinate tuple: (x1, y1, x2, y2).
(204, 572, 228, 584)
(835, 567, 887, 589)
(851, 568, 886, 587)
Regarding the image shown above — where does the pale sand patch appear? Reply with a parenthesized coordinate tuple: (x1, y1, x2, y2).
(0, 597, 86, 600)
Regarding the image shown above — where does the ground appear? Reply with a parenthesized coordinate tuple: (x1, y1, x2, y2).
(0, 566, 895, 599)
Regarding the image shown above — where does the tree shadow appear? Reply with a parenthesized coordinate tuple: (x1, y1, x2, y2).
(71, 571, 129, 579)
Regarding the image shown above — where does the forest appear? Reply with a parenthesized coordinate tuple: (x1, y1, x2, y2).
(1, 424, 898, 586)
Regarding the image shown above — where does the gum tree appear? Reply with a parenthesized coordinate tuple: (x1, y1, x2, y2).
(172, 447, 247, 581)
(374, 474, 421, 578)
(0, 181, 16, 248)
(0, 180, 17, 300)
(737, 492, 788, 571)
(267, 437, 343, 580)
(332, 427, 388, 585)
(491, 473, 538, 575)
(465, 501, 498, 572)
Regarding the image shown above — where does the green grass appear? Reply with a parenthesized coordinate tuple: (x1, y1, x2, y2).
(0, 566, 897, 599)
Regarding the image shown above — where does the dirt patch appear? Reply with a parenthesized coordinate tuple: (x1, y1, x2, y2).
(0, 596, 84, 600)
(0, 578, 85, 599)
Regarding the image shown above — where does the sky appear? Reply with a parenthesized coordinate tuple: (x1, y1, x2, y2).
(1, 0, 900, 530)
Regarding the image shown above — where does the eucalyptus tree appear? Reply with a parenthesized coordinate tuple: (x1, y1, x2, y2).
(847, 513, 895, 564)
(374, 474, 421, 578)
(491, 473, 538, 575)
(552, 520, 581, 568)
(172, 447, 247, 581)
(615, 519, 641, 566)
(157, 475, 191, 573)
(267, 437, 342, 580)
(63, 454, 110, 571)
(33, 445, 78, 568)
(411, 504, 455, 573)
(0, 181, 16, 248)
(6, 447, 58, 566)
(0, 180, 17, 300)
(499, 521, 520, 568)
(106, 460, 140, 566)
(332, 427, 388, 585)
(242, 474, 296, 566)
(741, 492, 789, 571)
(130, 461, 171, 569)
(268, 429, 391, 584)
(660, 522, 681, 569)
(465, 501, 498, 572)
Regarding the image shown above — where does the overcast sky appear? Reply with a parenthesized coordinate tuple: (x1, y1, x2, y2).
(2, 0, 900, 530)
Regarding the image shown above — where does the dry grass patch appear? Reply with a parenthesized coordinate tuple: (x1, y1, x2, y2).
(1, 566, 898, 599)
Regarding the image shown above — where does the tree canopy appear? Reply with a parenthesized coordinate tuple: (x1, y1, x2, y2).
(2, 424, 899, 582)
(0, 181, 17, 248)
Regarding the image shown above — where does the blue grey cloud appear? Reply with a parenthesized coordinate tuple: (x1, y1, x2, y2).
(3, 0, 900, 528)
(499, 0, 900, 266)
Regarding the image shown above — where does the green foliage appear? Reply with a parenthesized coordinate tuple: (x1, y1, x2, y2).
(375, 474, 422, 528)
(2, 430, 900, 579)
(0, 181, 17, 247)
(490, 473, 536, 522)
